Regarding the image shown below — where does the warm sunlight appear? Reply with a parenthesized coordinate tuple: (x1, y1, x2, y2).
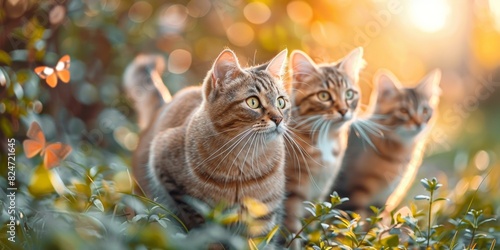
(408, 0, 451, 33)
(490, 0, 500, 31)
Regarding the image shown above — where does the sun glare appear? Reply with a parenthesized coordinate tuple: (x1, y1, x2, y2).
(490, 0, 500, 31)
(408, 0, 450, 33)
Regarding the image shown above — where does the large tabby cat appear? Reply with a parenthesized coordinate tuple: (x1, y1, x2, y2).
(283, 48, 365, 242)
(124, 49, 290, 242)
(331, 69, 441, 218)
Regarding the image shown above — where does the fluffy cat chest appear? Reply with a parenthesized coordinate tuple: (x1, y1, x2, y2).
(317, 138, 341, 165)
(189, 169, 285, 207)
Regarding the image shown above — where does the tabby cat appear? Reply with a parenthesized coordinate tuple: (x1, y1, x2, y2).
(125, 49, 291, 243)
(283, 48, 365, 243)
(331, 69, 441, 218)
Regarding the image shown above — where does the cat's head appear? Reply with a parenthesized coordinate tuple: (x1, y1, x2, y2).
(372, 69, 441, 139)
(290, 48, 365, 129)
(202, 48, 290, 139)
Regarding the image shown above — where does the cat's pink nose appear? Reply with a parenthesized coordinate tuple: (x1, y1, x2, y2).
(271, 116, 283, 126)
(338, 109, 348, 116)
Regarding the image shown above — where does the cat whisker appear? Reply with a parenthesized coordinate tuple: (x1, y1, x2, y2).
(193, 128, 253, 171)
(311, 118, 329, 140)
(224, 133, 258, 189)
(234, 133, 258, 172)
(257, 133, 267, 176)
(192, 126, 242, 139)
(293, 115, 322, 129)
(283, 129, 322, 188)
(243, 132, 259, 181)
(207, 130, 253, 187)
(351, 119, 387, 153)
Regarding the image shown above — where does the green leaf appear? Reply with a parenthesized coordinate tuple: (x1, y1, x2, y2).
(414, 195, 430, 200)
(305, 206, 316, 217)
(416, 237, 426, 243)
(433, 197, 449, 202)
(93, 199, 104, 212)
(462, 218, 475, 227)
(380, 234, 399, 247)
(0, 50, 12, 65)
(420, 178, 430, 189)
(479, 218, 496, 226)
(132, 214, 148, 222)
(369, 206, 380, 214)
(157, 218, 168, 228)
(265, 225, 280, 244)
(389, 227, 401, 235)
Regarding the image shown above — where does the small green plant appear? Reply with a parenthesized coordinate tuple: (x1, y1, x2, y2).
(414, 177, 448, 248)
(295, 177, 499, 249)
(463, 209, 497, 249)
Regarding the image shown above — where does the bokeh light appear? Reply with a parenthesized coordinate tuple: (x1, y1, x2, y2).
(226, 22, 255, 47)
(0, 68, 7, 86)
(168, 49, 192, 74)
(75, 83, 98, 105)
(102, 0, 121, 12)
(490, 0, 500, 31)
(128, 1, 153, 23)
(113, 126, 138, 151)
(408, 0, 450, 33)
(158, 4, 189, 34)
(29, 100, 43, 114)
(187, 0, 211, 18)
(474, 150, 490, 171)
(49, 5, 66, 25)
(244, 2, 271, 24)
(287, 1, 313, 24)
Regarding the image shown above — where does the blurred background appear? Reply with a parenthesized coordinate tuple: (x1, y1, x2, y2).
(1, 0, 500, 248)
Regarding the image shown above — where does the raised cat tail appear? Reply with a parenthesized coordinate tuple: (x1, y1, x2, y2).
(123, 54, 172, 130)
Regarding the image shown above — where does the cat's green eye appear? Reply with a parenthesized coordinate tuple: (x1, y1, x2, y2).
(345, 90, 355, 100)
(277, 97, 286, 109)
(246, 97, 260, 109)
(317, 91, 331, 101)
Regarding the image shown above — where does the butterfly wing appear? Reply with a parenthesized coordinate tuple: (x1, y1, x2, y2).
(34, 67, 48, 79)
(23, 140, 44, 158)
(58, 55, 70, 70)
(55, 55, 71, 83)
(46, 73, 58, 87)
(43, 143, 72, 169)
(34, 66, 58, 87)
(56, 69, 70, 83)
(23, 122, 46, 158)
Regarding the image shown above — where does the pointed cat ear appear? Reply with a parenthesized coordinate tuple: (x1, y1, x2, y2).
(339, 47, 365, 84)
(374, 69, 402, 99)
(416, 69, 441, 98)
(212, 49, 242, 86)
(266, 49, 288, 79)
(290, 50, 317, 82)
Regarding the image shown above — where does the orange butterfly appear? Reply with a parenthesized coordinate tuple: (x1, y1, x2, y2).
(34, 55, 71, 88)
(23, 122, 72, 169)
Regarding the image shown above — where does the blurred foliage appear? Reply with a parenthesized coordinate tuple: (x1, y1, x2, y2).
(1, 0, 500, 249)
